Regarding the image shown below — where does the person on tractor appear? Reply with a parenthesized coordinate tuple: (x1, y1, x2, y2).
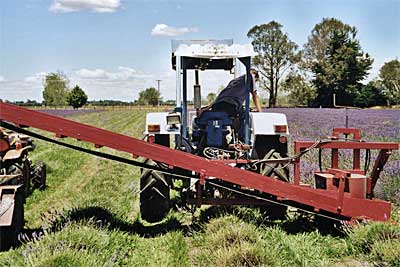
(201, 68, 262, 117)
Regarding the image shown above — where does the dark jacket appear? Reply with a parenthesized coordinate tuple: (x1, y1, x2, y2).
(213, 75, 254, 112)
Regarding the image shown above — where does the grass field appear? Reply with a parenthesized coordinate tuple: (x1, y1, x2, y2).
(0, 108, 399, 267)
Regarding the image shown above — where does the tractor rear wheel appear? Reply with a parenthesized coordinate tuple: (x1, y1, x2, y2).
(140, 159, 171, 223)
(258, 149, 289, 220)
(259, 149, 290, 182)
(32, 161, 46, 190)
(20, 156, 31, 196)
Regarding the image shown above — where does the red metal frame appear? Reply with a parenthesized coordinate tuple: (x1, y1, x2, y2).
(1, 102, 398, 221)
(294, 128, 398, 198)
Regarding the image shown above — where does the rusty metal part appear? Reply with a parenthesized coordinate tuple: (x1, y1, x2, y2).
(0, 139, 9, 152)
(0, 174, 21, 185)
(228, 143, 252, 151)
(2, 147, 31, 161)
(0, 184, 24, 251)
(0, 185, 22, 226)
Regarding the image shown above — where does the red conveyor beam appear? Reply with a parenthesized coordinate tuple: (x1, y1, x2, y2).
(0, 102, 394, 221)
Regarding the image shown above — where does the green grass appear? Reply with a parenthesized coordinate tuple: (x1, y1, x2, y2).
(1, 109, 399, 267)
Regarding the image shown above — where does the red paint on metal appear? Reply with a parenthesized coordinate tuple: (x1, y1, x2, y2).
(333, 128, 362, 140)
(187, 198, 279, 206)
(353, 149, 361, 170)
(0, 139, 9, 152)
(337, 176, 345, 212)
(294, 140, 398, 190)
(296, 141, 398, 150)
(212, 159, 251, 164)
(0, 102, 397, 221)
(332, 149, 339, 169)
(147, 135, 155, 143)
(348, 175, 367, 199)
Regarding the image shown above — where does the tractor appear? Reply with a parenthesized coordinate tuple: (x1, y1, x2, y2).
(141, 40, 291, 222)
(0, 128, 46, 250)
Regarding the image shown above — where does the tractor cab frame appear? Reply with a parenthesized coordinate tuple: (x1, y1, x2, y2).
(171, 39, 254, 146)
(145, 39, 289, 161)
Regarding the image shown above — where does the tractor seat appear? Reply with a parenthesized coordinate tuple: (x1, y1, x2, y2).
(196, 110, 232, 127)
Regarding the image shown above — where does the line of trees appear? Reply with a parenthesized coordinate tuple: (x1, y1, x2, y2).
(248, 18, 399, 107)
(42, 71, 88, 109)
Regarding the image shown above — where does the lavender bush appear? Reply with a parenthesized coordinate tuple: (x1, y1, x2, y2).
(266, 108, 400, 203)
(38, 109, 104, 117)
(265, 108, 399, 140)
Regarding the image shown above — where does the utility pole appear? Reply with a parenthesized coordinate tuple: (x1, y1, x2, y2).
(156, 79, 162, 107)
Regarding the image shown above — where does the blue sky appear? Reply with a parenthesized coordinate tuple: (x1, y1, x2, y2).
(0, 0, 399, 101)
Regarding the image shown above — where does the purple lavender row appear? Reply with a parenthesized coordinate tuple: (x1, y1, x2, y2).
(38, 109, 104, 117)
(265, 108, 400, 140)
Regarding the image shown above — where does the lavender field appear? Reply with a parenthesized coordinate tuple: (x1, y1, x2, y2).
(267, 108, 400, 204)
(38, 108, 104, 117)
(266, 108, 399, 140)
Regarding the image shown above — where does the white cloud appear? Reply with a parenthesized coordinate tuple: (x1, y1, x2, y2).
(0, 66, 238, 102)
(0, 73, 47, 101)
(0, 76, 4, 82)
(151, 24, 198, 37)
(49, 0, 121, 13)
(24, 72, 48, 83)
(75, 68, 110, 79)
(75, 66, 151, 81)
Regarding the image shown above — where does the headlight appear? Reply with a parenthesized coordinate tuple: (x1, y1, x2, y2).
(167, 113, 181, 125)
(274, 125, 287, 133)
(147, 124, 161, 132)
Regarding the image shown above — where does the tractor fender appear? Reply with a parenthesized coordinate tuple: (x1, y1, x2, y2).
(2, 146, 31, 161)
(250, 112, 289, 159)
(145, 112, 181, 135)
(250, 112, 289, 136)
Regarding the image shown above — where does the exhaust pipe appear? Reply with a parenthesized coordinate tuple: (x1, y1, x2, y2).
(194, 70, 201, 111)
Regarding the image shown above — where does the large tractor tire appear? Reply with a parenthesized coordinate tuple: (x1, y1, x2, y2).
(259, 149, 290, 182)
(258, 149, 290, 220)
(0, 187, 24, 251)
(259, 204, 288, 221)
(140, 159, 171, 223)
(32, 161, 46, 190)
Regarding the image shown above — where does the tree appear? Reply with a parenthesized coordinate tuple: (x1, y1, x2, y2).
(379, 59, 400, 105)
(281, 72, 316, 106)
(206, 92, 216, 104)
(303, 18, 373, 107)
(42, 72, 69, 106)
(67, 85, 88, 109)
(354, 80, 387, 107)
(247, 21, 299, 107)
(138, 87, 161, 106)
